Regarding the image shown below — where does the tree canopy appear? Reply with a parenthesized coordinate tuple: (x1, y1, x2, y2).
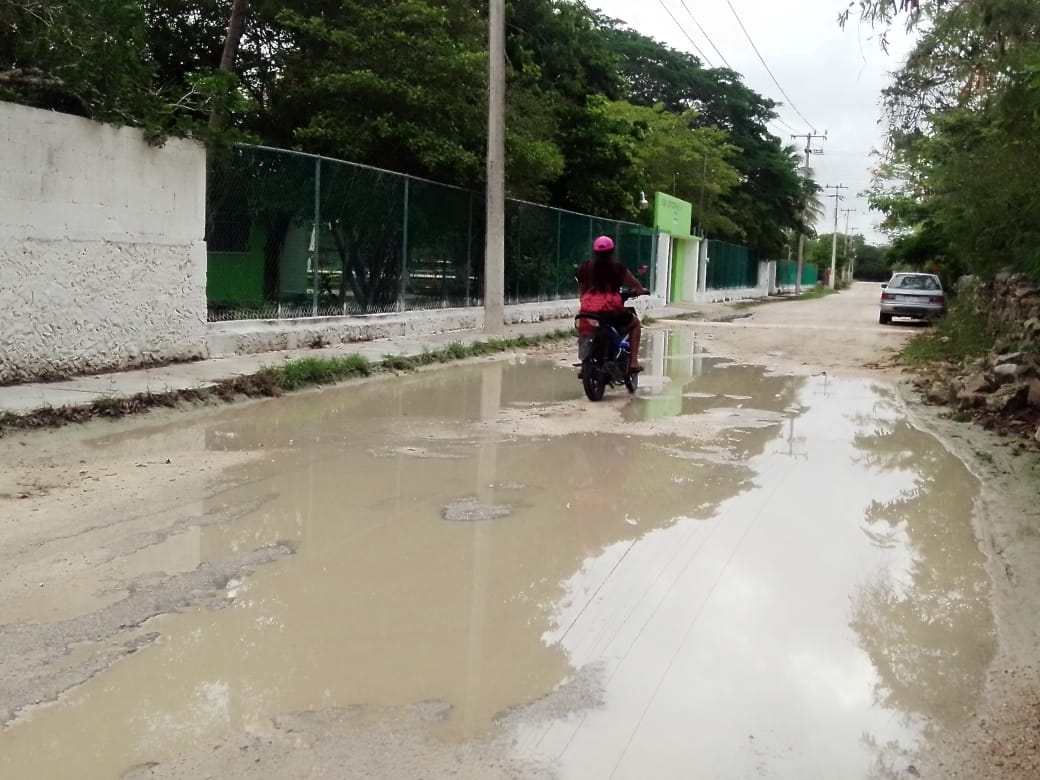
(2, 0, 811, 256)
(859, 0, 1040, 283)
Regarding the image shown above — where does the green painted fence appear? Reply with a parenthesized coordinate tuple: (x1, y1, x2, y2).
(706, 240, 758, 290)
(776, 259, 819, 288)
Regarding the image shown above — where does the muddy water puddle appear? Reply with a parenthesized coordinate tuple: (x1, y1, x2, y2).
(0, 333, 995, 778)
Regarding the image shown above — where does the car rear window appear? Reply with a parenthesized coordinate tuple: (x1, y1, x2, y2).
(892, 275, 940, 291)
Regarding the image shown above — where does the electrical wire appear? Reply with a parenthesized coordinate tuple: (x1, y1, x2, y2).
(655, 0, 812, 134)
(655, 0, 714, 68)
(772, 116, 801, 133)
(676, 0, 733, 69)
(722, 0, 817, 131)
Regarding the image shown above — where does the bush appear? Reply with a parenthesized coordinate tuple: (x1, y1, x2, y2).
(903, 282, 1004, 365)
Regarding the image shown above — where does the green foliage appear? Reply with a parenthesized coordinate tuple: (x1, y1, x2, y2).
(6, 0, 811, 254)
(270, 330, 573, 386)
(855, 243, 893, 281)
(604, 101, 741, 229)
(902, 291, 1003, 365)
(603, 21, 807, 255)
(382, 354, 421, 372)
(797, 285, 838, 300)
(806, 233, 846, 273)
(717, 141, 806, 257)
(272, 0, 487, 187)
(265, 355, 374, 389)
(0, 0, 155, 121)
(551, 94, 646, 218)
(867, 0, 1040, 286)
(0, 0, 250, 144)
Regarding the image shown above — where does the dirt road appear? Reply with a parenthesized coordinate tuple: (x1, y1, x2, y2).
(1, 283, 1037, 779)
(671, 281, 917, 375)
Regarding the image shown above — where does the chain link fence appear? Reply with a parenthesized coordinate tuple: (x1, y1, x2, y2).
(205, 145, 654, 321)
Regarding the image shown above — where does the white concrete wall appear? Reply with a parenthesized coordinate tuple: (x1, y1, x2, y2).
(681, 239, 700, 301)
(762, 261, 778, 294)
(0, 103, 207, 383)
(695, 261, 773, 304)
(653, 235, 672, 300)
(208, 297, 668, 357)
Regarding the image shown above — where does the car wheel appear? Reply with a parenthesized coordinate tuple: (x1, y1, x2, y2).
(879, 312, 891, 325)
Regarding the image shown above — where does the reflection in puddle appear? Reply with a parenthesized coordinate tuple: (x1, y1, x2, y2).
(0, 333, 994, 779)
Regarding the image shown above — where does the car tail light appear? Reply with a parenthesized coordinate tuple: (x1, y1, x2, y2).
(930, 295, 945, 303)
(882, 292, 895, 300)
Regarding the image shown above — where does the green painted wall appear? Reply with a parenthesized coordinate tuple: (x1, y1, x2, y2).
(653, 193, 693, 236)
(670, 239, 686, 302)
(207, 226, 265, 304)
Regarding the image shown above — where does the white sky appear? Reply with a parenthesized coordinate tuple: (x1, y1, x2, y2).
(590, 0, 916, 244)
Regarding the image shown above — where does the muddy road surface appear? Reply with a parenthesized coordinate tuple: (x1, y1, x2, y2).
(1, 283, 1037, 779)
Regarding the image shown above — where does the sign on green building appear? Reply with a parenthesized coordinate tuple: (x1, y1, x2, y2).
(653, 193, 694, 238)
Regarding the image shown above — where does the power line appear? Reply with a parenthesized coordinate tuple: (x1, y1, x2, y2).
(661, 1, 807, 135)
(656, 0, 714, 68)
(722, 0, 816, 131)
(676, 0, 732, 69)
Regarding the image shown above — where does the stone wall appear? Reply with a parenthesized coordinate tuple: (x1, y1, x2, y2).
(0, 103, 208, 383)
(919, 274, 1040, 432)
(987, 273, 1040, 331)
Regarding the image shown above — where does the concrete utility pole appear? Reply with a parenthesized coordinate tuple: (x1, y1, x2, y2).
(825, 184, 848, 289)
(483, 0, 505, 335)
(848, 228, 859, 282)
(791, 131, 826, 294)
(697, 155, 708, 236)
(841, 207, 856, 282)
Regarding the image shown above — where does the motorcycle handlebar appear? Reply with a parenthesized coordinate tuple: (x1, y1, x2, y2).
(620, 288, 646, 301)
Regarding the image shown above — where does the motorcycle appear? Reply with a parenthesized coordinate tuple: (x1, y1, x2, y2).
(574, 290, 640, 402)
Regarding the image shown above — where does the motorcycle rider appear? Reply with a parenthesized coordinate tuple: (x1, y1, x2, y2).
(575, 236, 648, 372)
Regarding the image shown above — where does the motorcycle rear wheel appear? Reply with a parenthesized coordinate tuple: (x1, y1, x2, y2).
(582, 361, 606, 401)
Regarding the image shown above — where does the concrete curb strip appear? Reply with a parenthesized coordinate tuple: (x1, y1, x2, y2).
(0, 298, 716, 420)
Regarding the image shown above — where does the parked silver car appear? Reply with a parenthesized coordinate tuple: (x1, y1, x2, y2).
(879, 273, 946, 325)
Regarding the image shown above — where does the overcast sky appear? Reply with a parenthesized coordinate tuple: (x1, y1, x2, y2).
(589, 0, 915, 244)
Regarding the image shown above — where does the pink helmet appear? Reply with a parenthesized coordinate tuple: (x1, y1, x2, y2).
(593, 235, 615, 252)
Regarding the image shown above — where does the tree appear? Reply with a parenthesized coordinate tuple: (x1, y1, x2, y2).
(806, 232, 854, 277)
(603, 100, 742, 229)
(796, 176, 825, 236)
(268, 0, 487, 187)
(601, 21, 805, 255)
(210, 0, 252, 129)
(0, 0, 158, 121)
(854, 242, 893, 281)
(859, 0, 1040, 283)
(0, 0, 248, 140)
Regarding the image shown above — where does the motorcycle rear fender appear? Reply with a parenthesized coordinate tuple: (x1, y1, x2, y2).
(577, 335, 595, 361)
